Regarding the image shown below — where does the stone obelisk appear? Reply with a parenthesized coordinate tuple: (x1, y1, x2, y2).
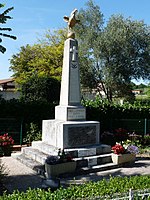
(42, 9, 100, 149)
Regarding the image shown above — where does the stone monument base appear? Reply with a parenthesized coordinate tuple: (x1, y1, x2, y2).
(42, 119, 100, 149)
(55, 105, 86, 121)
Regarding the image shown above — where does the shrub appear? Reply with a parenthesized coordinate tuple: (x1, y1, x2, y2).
(23, 123, 42, 144)
(141, 135, 150, 146)
(0, 175, 150, 199)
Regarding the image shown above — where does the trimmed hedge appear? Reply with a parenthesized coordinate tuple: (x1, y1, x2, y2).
(0, 98, 149, 143)
(83, 99, 150, 133)
(1, 175, 150, 199)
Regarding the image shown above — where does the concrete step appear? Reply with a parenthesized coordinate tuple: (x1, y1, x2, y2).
(65, 144, 111, 158)
(12, 153, 118, 178)
(32, 141, 58, 155)
(13, 143, 113, 178)
(21, 143, 112, 165)
(21, 147, 48, 165)
(21, 146, 112, 166)
(61, 162, 119, 178)
(31, 141, 111, 158)
(12, 153, 45, 176)
(74, 153, 112, 168)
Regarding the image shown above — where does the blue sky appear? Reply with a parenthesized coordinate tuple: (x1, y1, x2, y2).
(0, 0, 150, 81)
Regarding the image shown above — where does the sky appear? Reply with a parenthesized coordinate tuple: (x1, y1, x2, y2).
(0, 0, 150, 81)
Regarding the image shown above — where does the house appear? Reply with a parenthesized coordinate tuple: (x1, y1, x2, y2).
(0, 78, 20, 100)
(132, 89, 143, 95)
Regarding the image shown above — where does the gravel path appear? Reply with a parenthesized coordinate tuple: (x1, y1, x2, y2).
(1, 155, 150, 194)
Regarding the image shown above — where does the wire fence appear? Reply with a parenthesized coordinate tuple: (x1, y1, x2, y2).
(110, 118, 150, 135)
(0, 118, 23, 145)
(110, 188, 150, 200)
(83, 188, 150, 200)
(0, 118, 149, 145)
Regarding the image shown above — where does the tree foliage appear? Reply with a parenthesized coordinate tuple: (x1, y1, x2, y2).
(10, 29, 66, 84)
(10, 29, 66, 102)
(20, 74, 60, 103)
(76, 0, 150, 101)
(98, 15, 150, 100)
(75, 0, 104, 89)
(0, 4, 16, 53)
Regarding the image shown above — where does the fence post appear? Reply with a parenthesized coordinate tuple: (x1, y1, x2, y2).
(129, 189, 134, 200)
(20, 118, 23, 145)
(144, 118, 147, 135)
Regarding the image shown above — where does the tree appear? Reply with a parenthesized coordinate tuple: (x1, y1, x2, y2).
(98, 15, 150, 100)
(76, 0, 150, 101)
(0, 4, 16, 53)
(20, 74, 60, 103)
(75, 0, 104, 90)
(10, 29, 66, 84)
(10, 29, 66, 102)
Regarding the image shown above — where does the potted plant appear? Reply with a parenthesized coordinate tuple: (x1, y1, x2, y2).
(45, 149, 76, 178)
(0, 133, 14, 156)
(111, 144, 139, 164)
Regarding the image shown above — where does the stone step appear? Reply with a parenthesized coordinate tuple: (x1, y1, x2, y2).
(65, 144, 111, 158)
(21, 147, 48, 165)
(32, 141, 59, 155)
(12, 153, 118, 178)
(61, 162, 119, 178)
(74, 153, 112, 168)
(31, 141, 111, 158)
(12, 153, 45, 176)
(21, 145, 112, 166)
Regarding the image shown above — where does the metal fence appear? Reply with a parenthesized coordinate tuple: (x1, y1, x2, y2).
(111, 119, 150, 135)
(83, 188, 150, 200)
(110, 189, 150, 200)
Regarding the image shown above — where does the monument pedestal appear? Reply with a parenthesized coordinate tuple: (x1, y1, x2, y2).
(42, 119, 100, 149)
(55, 105, 86, 121)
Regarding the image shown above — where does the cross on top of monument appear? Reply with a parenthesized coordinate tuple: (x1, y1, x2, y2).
(70, 46, 78, 62)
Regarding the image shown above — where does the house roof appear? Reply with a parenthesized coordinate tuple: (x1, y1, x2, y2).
(0, 78, 14, 84)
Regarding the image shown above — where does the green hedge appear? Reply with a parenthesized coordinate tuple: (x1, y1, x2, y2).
(0, 99, 55, 143)
(84, 99, 150, 133)
(0, 98, 149, 143)
(1, 175, 150, 199)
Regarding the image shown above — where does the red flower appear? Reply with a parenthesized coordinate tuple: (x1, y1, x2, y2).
(0, 133, 14, 147)
(112, 144, 125, 155)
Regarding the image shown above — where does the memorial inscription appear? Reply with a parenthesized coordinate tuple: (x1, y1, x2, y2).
(68, 126, 96, 147)
(68, 108, 86, 120)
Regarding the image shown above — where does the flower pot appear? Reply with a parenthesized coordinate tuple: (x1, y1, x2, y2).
(111, 153, 136, 165)
(45, 161, 76, 178)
